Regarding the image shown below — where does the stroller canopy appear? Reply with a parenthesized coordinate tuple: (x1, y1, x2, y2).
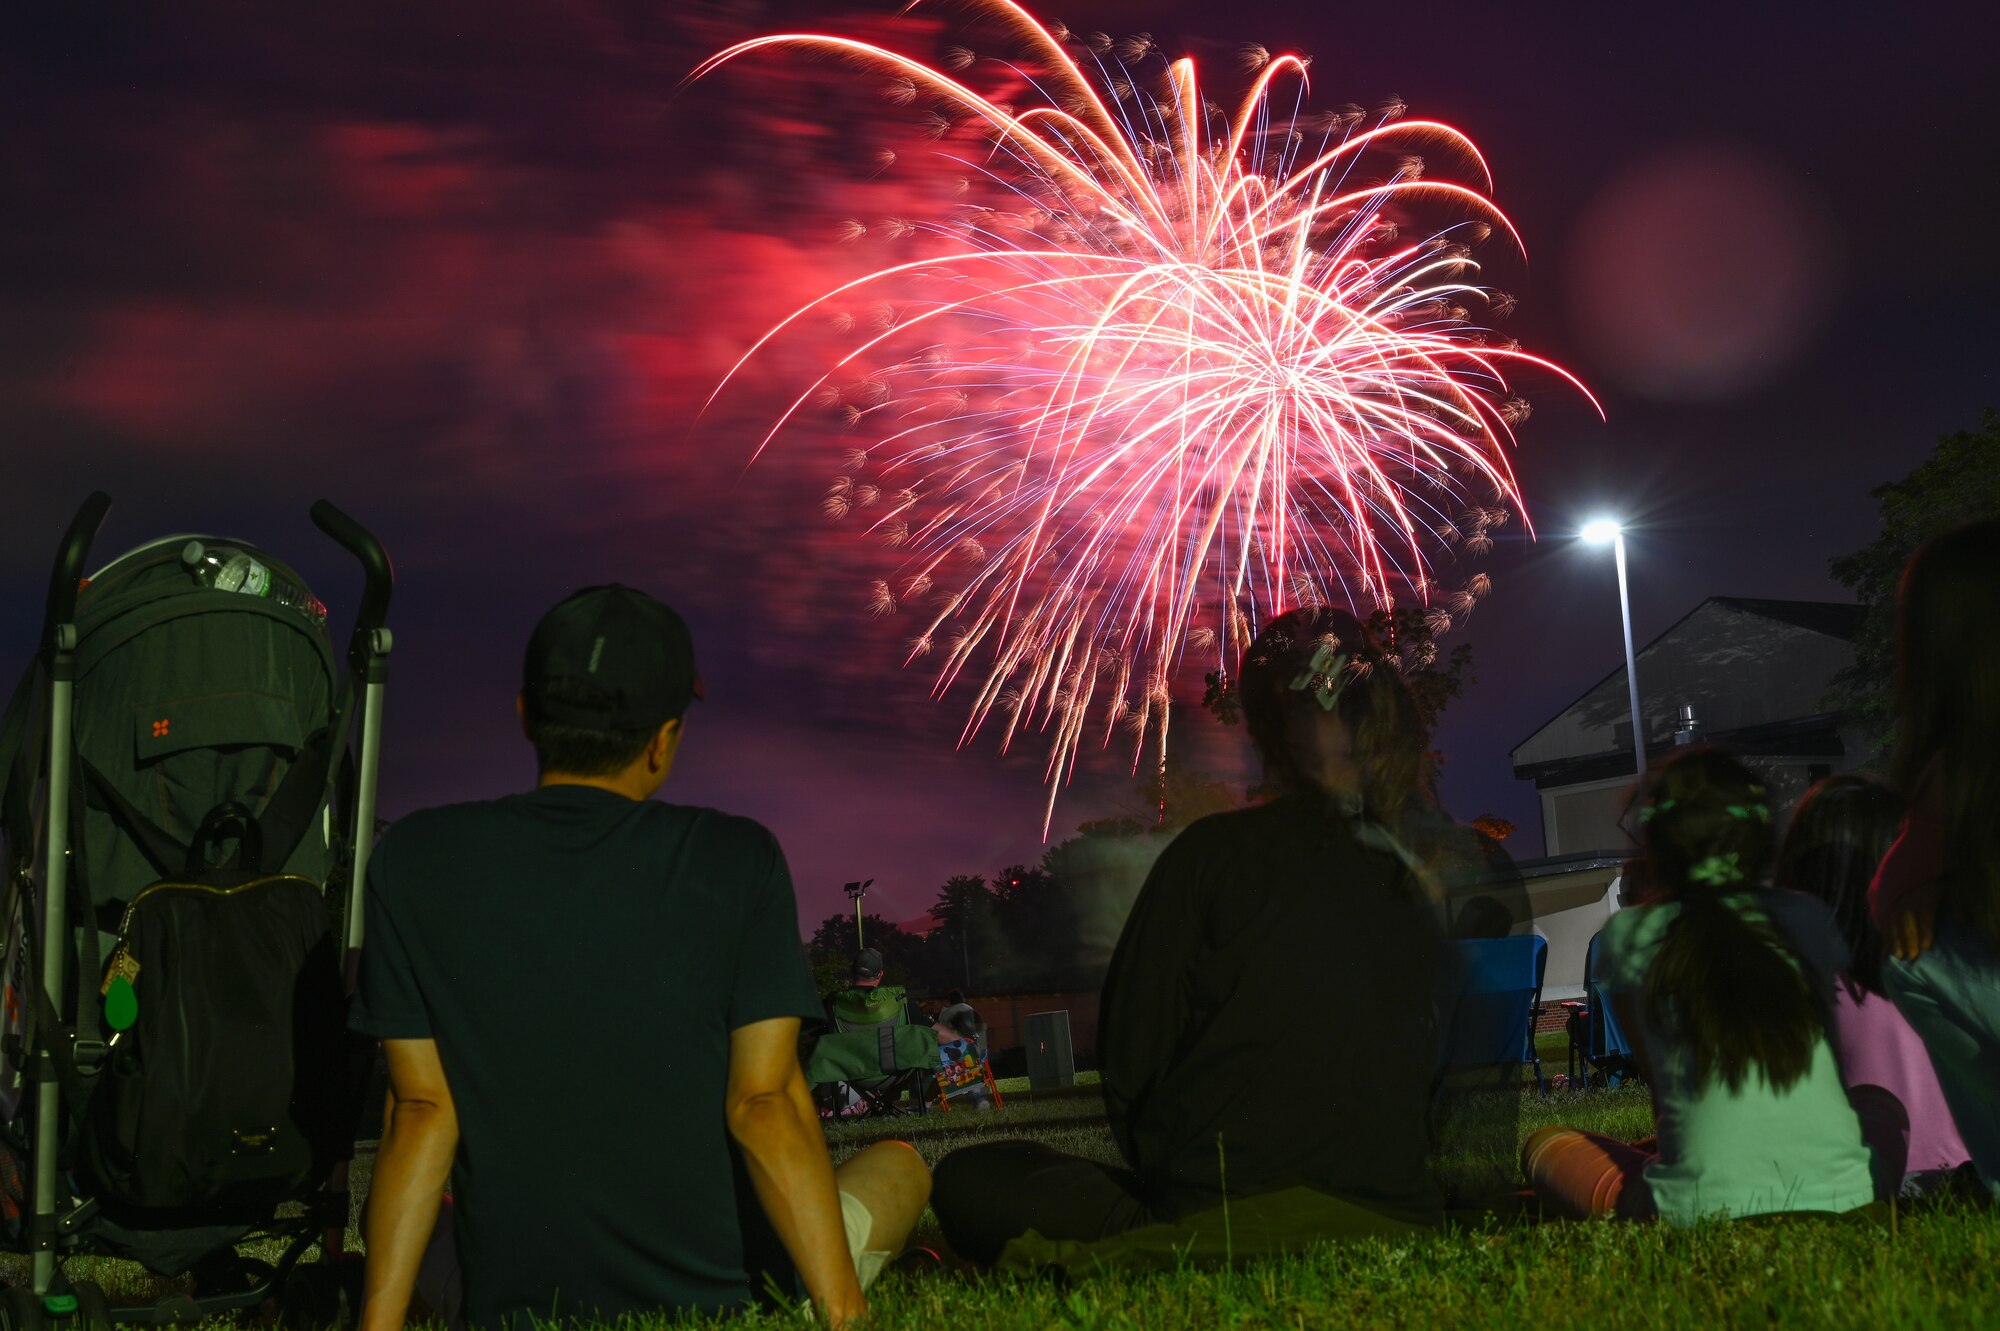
(72, 536, 338, 905)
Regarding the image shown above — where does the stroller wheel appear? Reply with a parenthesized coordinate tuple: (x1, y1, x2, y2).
(67, 1283, 112, 1331)
(0, 1288, 45, 1331)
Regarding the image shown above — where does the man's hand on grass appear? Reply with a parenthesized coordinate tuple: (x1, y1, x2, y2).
(726, 1017, 867, 1327)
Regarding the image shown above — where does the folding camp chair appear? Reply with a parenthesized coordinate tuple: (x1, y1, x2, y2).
(933, 1021, 1005, 1112)
(1444, 934, 1549, 1093)
(1563, 930, 1635, 1088)
(805, 985, 936, 1118)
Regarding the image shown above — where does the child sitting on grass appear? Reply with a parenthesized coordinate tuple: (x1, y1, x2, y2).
(1775, 773, 1968, 1194)
(1522, 747, 1881, 1223)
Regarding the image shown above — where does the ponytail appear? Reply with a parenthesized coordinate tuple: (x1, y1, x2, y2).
(1637, 748, 1823, 1093)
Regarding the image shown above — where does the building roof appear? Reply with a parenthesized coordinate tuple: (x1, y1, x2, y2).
(1510, 596, 1861, 766)
(1707, 597, 1863, 641)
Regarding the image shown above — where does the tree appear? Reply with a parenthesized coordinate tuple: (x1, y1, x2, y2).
(927, 874, 995, 991)
(1374, 606, 1476, 740)
(1134, 763, 1247, 830)
(804, 912, 924, 993)
(1041, 818, 1172, 976)
(1826, 408, 2000, 756)
(989, 864, 1068, 988)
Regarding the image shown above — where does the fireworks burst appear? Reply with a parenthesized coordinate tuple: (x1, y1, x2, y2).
(691, 0, 1597, 831)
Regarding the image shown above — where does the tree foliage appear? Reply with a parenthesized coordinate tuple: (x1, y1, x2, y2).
(1826, 408, 2000, 756)
(802, 827, 1176, 998)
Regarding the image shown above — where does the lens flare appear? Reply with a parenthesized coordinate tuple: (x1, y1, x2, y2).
(692, 0, 1597, 830)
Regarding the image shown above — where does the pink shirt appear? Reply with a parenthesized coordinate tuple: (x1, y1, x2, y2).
(1829, 981, 1971, 1176)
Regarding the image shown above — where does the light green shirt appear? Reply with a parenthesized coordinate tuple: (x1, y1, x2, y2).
(1598, 891, 1877, 1223)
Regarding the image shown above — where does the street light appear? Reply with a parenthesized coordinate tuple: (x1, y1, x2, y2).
(1581, 518, 1647, 789)
(843, 879, 873, 950)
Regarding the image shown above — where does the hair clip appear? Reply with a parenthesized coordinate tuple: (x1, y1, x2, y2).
(1725, 803, 1770, 822)
(1287, 640, 1350, 712)
(1689, 851, 1744, 886)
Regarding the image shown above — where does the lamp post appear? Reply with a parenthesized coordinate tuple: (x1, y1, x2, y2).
(843, 879, 873, 950)
(1581, 519, 1647, 789)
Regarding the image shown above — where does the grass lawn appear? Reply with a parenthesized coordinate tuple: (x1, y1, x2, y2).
(798, 1046, 1994, 1331)
(12, 1038, 1996, 1329)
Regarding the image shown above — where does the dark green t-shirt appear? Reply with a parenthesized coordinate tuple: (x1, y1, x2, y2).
(349, 785, 822, 1328)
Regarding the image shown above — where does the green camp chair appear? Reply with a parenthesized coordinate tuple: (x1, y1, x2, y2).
(806, 985, 936, 1118)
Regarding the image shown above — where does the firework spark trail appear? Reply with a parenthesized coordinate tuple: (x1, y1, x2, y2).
(691, 0, 1598, 832)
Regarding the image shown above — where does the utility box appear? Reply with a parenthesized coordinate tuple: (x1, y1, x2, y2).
(1024, 1010, 1076, 1090)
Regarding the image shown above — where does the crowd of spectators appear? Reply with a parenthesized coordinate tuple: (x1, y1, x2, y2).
(349, 521, 2000, 1328)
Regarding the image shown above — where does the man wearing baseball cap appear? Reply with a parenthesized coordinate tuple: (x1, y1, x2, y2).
(352, 585, 930, 1330)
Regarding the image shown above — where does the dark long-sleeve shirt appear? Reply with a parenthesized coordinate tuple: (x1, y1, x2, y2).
(1098, 793, 1454, 1221)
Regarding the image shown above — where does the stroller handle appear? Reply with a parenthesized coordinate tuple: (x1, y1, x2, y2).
(310, 500, 394, 667)
(45, 491, 112, 653)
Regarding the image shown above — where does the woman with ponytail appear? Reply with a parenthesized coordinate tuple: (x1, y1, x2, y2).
(1522, 747, 1879, 1222)
(1871, 518, 2000, 1197)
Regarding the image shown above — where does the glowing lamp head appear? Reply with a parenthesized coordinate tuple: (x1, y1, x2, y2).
(1580, 518, 1623, 545)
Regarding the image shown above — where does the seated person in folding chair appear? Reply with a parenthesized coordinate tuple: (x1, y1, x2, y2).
(826, 948, 900, 1022)
(353, 587, 929, 1330)
(810, 950, 938, 1116)
(930, 608, 1525, 1266)
(932, 990, 975, 1037)
(931, 991, 999, 1110)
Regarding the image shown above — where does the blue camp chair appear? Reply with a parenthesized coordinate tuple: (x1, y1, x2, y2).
(1564, 930, 1634, 1088)
(1444, 934, 1549, 1093)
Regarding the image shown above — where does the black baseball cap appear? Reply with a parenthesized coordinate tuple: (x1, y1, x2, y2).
(853, 948, 885, 981)
(523, 585, 704, 730)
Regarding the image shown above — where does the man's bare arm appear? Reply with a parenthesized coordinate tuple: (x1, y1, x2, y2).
(360, 1039, 459, 1331)
(726, 1017, 864, 1327)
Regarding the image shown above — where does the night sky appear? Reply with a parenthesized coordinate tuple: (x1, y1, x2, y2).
(5, 0, 1996, 932)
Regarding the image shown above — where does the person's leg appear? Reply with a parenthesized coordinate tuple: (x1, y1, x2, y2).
(830, 1140, 932, 1288)
(1886, 921, 2000, 1200)
(1845, 1083, 1912, 1201)
(931, 1139, 1156, 1265)
(1521, 1127, 1658, 1221)
(413, 1194, 465, 1330)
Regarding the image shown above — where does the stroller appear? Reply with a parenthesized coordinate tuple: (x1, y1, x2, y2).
(0, 493, 394, 1329)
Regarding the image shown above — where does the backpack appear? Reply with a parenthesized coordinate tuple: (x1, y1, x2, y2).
(81, 807, 348, 1217)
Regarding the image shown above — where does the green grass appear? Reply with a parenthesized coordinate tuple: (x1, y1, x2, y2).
(808, 1067, 1992, 1330)
(12, 1059, 1996, 1329)
(747, 1201, 1999, 1330)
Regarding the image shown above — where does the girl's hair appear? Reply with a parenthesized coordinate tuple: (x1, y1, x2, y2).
(1237, 606, 1426, 827)
(1774, 774, 1902, 996)
(1638, 746, 1823, 1093)
(1894, 518, 2000, 949)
